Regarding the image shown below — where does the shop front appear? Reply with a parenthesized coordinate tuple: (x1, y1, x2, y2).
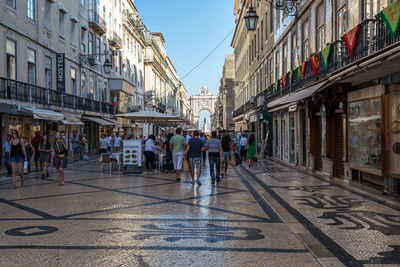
(346, 83, 400, 194)
(347, 85, 384, 187)
(82, 116, 116, 154)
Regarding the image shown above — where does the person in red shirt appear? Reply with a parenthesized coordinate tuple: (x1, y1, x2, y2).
(31, 131, 43, 172)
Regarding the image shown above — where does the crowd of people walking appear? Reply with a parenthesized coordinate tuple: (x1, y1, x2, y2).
(140, 128, 256, 185)
(2, 127, 256, 189)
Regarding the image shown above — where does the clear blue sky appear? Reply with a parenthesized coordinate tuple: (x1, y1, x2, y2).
(134, 0, 235, 97)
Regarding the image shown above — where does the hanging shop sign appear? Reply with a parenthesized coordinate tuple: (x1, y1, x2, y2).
(56, 53, 65, 92)
(249, 115, 257, 123)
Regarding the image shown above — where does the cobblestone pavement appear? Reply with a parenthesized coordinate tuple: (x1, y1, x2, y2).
(0, 161, 322, 267)
(237, 159, 400, 267)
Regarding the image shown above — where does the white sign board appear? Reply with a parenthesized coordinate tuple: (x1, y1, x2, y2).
(123, 140, 142, 167)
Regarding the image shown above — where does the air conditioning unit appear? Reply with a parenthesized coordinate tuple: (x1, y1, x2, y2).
(249, 96, 256, 104)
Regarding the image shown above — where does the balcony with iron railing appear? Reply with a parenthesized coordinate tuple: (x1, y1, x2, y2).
(264, 17, 400, 104)
(122, 10, 137, 29)
(0, 78, 114, 115)
(89, 9, 107, 35)
(109, 31, 122, 49)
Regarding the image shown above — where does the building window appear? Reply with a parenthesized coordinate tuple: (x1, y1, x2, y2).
(316, 3, 325, 52)
(28, 49, 36, 85)
(269, 57, 273, 86)
(80, 0, 85, 7)
(81, 72, 87, 97)
(349, 98, 382, 173)
(275, 50, 280, 81)
(265, 11, 268, 40)
(45, 56, 52, 89)
(291, 31, 297, 68)
(44, 0, 52, 30)
(336, 5, 347, 39)
(283, 42, 287, 74)
(302, 20, 309, 61)
(275, 9, 280, 29)
(7, 0, 17, 9)
(361, 0, 378, 20)
(6, 39, 17, 80)
(27, 0, 35, 21)
(96, 37, 101, 55)
(264, 63, 268, 90)
(89, 32, 93, 54)
(261, 20, 264, 50)
(59, 11, 65, 38)
(71, 68, 77, 95)
(270, 4, 274, 34)
(71, 21, 77, 46)
(80, 28, 86, 52)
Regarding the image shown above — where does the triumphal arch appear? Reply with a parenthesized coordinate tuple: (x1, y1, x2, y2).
(190, 86, 218, 128)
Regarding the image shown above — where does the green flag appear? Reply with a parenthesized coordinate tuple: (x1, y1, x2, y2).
(380, 1, 400, 39)
(320, 44, 331, 71)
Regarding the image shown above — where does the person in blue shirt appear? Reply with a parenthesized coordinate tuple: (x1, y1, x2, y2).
(200, 132, 207, 161)
(3, 134, 12, 176)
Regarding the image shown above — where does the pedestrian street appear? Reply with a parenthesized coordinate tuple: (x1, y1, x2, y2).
(237, 159, 400, 266)
(0, 161, 320, 267)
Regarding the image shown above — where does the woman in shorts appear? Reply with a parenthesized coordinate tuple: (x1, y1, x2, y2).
(52, 132, 68, 186)
(9, 130, 27, 189)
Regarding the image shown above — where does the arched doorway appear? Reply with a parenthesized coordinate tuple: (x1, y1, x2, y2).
(198, 109, 211, 133)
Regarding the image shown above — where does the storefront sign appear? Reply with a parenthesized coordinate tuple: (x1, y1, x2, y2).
(56, 53, 65, 92)
(249, 115, 257, 123)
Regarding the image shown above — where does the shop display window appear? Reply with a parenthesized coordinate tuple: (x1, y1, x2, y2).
(348, 98, 382, 174)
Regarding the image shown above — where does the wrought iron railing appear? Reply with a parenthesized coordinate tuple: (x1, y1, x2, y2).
(0, 78, 114, 114)
(89, 9, 107, 32)
(261, 16, 400, 105)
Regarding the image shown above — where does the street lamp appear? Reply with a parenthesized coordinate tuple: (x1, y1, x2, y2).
(103, 57, 112, 74)
(244, 6, 258, 31)
(78, 50, 117, 75)
(223, 87, 228, 94)
(244, 1, 299, 31)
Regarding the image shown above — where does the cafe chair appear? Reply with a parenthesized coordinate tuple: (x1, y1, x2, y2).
(101, 153, 112, 173)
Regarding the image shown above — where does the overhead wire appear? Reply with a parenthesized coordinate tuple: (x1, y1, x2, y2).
(180, 26, 236, 81)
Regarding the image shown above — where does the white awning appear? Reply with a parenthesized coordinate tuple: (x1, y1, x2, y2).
(22, 107, 64, 121)
(117, 111, 185, 123)
(82, 116, 115, 126)
(267, 81, 327, 110)
(102, 117, 122, 127)
(62, 113, 84, 125)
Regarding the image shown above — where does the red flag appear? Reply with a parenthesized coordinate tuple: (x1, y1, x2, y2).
(301, 61, 306, 82)
(343, 24, 360, 58)
(310, 54, 320, 77)
(281, 74, 288, 90)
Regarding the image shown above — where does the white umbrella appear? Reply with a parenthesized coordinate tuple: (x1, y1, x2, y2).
(117, 111, 185, 125)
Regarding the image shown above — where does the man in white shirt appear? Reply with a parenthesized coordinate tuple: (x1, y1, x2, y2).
(114, 133, 122, 152)
(107, 134, 112, 151)
(239, 133, 248, 162)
